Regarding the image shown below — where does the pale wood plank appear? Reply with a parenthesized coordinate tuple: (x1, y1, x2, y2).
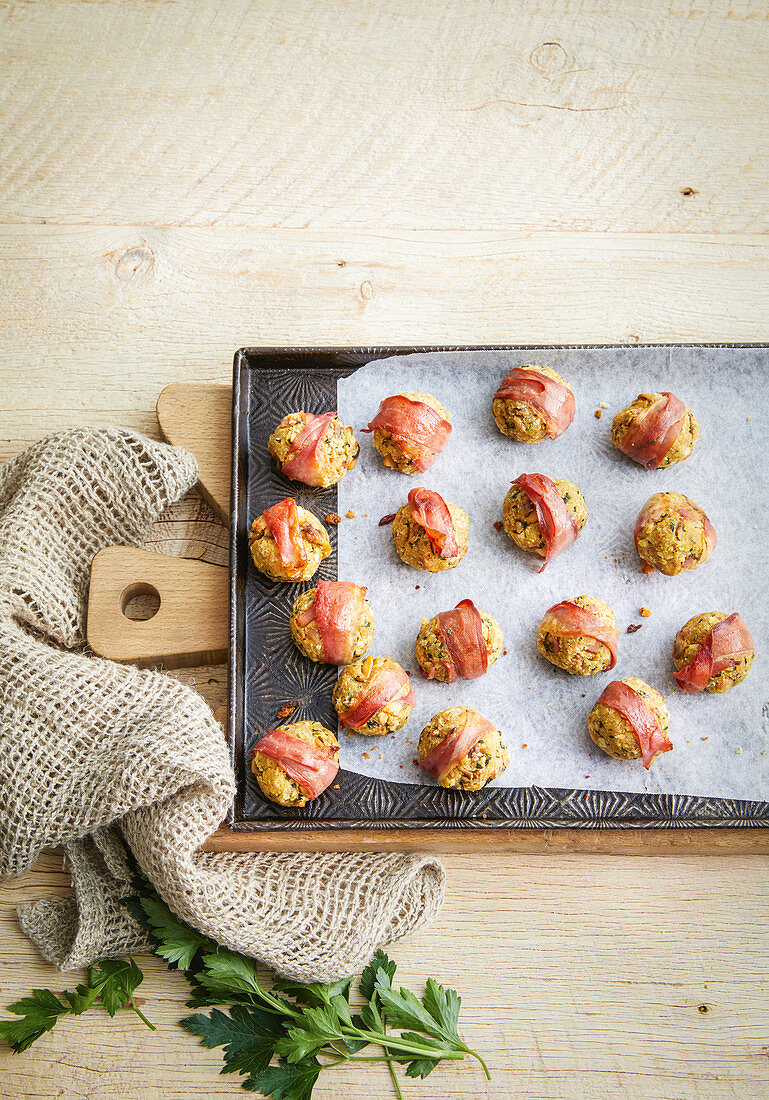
(1, 0, 768, 234)
(2, 227, 769, 467)
(2, 853, 768, 1098)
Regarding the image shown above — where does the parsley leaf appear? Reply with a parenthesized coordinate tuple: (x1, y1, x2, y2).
(133, 895, 211, 972)
(421, 978, 461, 1037)
(359, 949, 397, 1001)
(375, 983, 458, 1046)
(182, 1005, 283, 1079)
(0, 959, 154, 1053)
(242, 1057, 322, 1099)
(271, 976, 352, 1007)
(0, 990, 70, 1053)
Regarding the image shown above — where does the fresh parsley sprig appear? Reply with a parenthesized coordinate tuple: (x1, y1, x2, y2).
(1, 873, 490, 1099)
(0, 959, 154, 1053)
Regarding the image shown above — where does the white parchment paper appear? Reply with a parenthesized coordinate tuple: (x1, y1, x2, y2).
(334, 347, 768, 800)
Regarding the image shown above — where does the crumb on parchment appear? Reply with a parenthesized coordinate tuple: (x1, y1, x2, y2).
(346, 510, 355, 519)
(640, 607, 651, 617)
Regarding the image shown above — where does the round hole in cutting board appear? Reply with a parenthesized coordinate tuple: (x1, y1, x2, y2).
(120, 582, 161, 621)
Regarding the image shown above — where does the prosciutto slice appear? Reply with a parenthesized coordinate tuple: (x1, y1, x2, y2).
(634, 494, 717, 574)
(263, 497, 307, 574)
(408, 487, 460, 558)
(597, 680, 672, 770)
(364, 395, 452, 471)
(513, 473, 579, 572)
(495, 367, 575, 439)
(420, 712, 496, 783)
(280, 411, 337, 485)
(253, 728, 339, 799)
(430, 599, 488, 682)
(674, 613, 754, 692)
(297, 579, 367, 665)
(616, 392, 686, 469)
(337, 666, 416, 730)
(539, 601, 618, 671)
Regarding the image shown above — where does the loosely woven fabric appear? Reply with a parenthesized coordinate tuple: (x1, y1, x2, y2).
(0, 428, 444, 980)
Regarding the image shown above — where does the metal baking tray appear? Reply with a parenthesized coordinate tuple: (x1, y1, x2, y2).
(228, 346, 769, 831)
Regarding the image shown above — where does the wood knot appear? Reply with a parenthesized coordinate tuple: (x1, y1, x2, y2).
(530, 41, 568, 75)
(115, 244, 155, 283)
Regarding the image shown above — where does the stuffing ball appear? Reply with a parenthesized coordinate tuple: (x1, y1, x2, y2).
(537, 595, 617, 676)
(248, 505, 331, 582)
(392, 499, 469, 572)
(587, 678, 670, 762)
(268, 411, 359, 487)
(415, 607, 503, 682)
(492, 365, 573, 442)
(634, 491, 716, 576)
(332, 655, 414, 735)
(502, 478, 587, 556)
(673, 612, 755, 693)
(611, 393, 699, 469)
(418, 707, 510, 791)
(372, 391, 450, 474)
(251, 721, 339, 808)
(290, 587, 375, 664)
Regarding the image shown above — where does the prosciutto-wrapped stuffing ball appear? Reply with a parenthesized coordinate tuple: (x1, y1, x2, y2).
(249, 498, 331, 582)
(415, 599, 503, 682)
(268, 411, 359, 487)
(634, 492, 716, 576)
(502, 473, 587, 571)
(251, 721, 339, 807)
(333, 655, 415, 735)
(587, 678, 672, 769)
(418, 707, 509, 790)
(290, 580, 374, 665)
(492, 364, 575, 442)
(673, 612, 755, 693)
(611, 392, 699, 470)
(537, 596, 618, 676)
(364, 391, 452, 474)
(392, 487, 469, 572)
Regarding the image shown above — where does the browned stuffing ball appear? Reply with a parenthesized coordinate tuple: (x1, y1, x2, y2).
(418, 707, 509, 791)
(248, 505, 331, 582)
(268, 411, 359, 487)
(611, 393, 699, 469)
(492, 365, 573, 443)
(392, 499, 469, 572)
(502, 479, 587, 556)
(587, 678, 670, 762)
(251, 721, 339, 808)
(672, 612, 755, 693)
(634, 492, 716, 576)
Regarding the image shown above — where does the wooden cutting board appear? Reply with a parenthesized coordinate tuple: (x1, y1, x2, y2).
(85, 382, 769, 854)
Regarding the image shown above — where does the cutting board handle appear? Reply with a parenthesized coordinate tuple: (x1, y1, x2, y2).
(87, 547, 228, 668)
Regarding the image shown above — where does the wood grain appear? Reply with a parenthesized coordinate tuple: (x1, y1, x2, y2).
(157, 383, 232, 520)
(1, 0, 768, 235)
(87, 546, 228, 667)
(2, 852, 769, 1099)
(2, 0, 769, 1095)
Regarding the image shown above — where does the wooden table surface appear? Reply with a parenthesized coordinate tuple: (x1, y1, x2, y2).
(2, 2, 768, 1097)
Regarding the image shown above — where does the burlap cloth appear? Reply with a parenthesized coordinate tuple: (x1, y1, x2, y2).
(0, 428, 444, 981)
